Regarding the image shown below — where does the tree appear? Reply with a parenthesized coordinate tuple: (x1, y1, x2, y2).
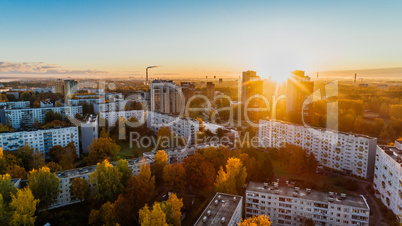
(115, 159, 132, 187)
(0, 194, 9, 225)
(261, 157, 275, 182)
(163, 163, 186, 193)
(214, 157, 247, 195)
(157, 126, 173, 149)
(9, 187, 39, 226)
(46, 162, 62, 172)
(6, 165, 28, 179)
(161, 193, 183, 226)
(33, 100, 41, 108)
(114, 158, 155, 224)
(55, 101, 63, 107)
(152, 150, 168, 184)
(216, 128, 225, 138)
(308, 152, 318, 173)
(89, 201, 116, 226)
(31, 150, 45, 170)
(139, 202, 169, 226)
(201, 146, 228, 171)
(28, 166, 60, 209)
(70, 178, 89, 201)
(288, 145, 306, 173)
(183, 153, 216, 189)
(15, 145, 34, 171)
(87, 137, 121, 165)
(239, 215, 271, 226)
(240, 153, 261, 182)
(49, 143, 77, 170)
(89, 159, 124, 203)
(0, 174, 17, 204)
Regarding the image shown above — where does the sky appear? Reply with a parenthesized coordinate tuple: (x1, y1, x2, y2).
(1, 0, 402, 80)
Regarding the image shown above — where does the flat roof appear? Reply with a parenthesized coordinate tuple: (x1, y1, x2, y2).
(378, 145, 402, 163)
(194, 192, 242, 226)
(246, 181, 369, 209)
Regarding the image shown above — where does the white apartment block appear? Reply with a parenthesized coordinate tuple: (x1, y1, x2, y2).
(258, 120, 377, 178)
(51, 157, 154, 209)
(0, 101, 30, 109)
(0, 106, 83, 129)
(246, 181, 370, 226)
(146, 111, 199, 145)
(0, 126, 79, 158)
(373, 140, 402, 221)
(99, 110, 145, 128)
(66, 97, 105, 106)
(93, 100, 128, 114)
(194, 192, 243, 226)
(150, 80, 182, 114)
(81, 114, 98, 154)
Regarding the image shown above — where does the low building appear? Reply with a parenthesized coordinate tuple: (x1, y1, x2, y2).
(373, 140, 402, 221)
(194, 192, 243, 226)
(258, 119, 377, 178)
(146, 111, 199, 145)
(51, 157, 154, 209)
(0, 126, 79, 158)
(99, 110, 145, 128)
(81, 114, 98, 154)
(245, 181, 370, 226)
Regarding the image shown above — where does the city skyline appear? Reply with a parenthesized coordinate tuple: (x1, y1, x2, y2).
(1, 0, 402, 81)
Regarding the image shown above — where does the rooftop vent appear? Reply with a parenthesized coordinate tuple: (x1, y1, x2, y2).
(221, 217, 226, 224)
(202, 216, 208, 223)
(329, 192, 334, 197)
(292, 192, 299, 197)
(328, 197, 334, 202)
(207, 210, 211, 216)
(295, 187, 300, 192)
(274, 190, 280, 194)
(306, 188, 311, 194)
(263, 183, 268, 188)
(233, 197, 237, 202)
(214, 200, 219, 206)
(218, 195, 221, 200)
(341, 193, 347, 199)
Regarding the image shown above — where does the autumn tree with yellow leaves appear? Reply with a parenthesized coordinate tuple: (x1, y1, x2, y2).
(238, 215, 271, 226)
(9, 187, 39, 226)
(214, 157, 247, 195)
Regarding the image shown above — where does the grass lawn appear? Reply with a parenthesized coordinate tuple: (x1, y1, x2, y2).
(117, 141, 156, 159)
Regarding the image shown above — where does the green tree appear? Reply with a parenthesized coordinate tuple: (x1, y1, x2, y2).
(28, 167, 60, 209)
(0, 174, 17, 204)
(89, 159, 124, 203)
(9, 187, 39, 226)
(115, 159, 132, 187)
(70, 178, 89, 201)
(161, 193, 183, 226)
(15, 145, 34, 171)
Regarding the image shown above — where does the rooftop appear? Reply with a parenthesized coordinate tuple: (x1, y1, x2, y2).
(246, 181, 369, 209)
(0, 125, 78, 134)
(194, 193, 242, 226)
(263, 119, 376, 140)
(378, 145, 402, 164)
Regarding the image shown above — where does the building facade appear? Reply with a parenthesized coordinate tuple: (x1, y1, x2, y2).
(194, 192, 243, 226)
(180, 82, 195, 102)
(0, 126, 79, 157)
(81, 114, 98, 154)
(150, 80, 182, 114)
(241, 70, 263, 104)
(99, 110, 145, 128)
(0, 101, 30, 109)
(146, 111, 199, 145)
(373, 141, 402, 221)
(258, 120, 377, 178)
(246, 181, 370, 226)
(0, 106, 83, 129)
(286, 70, 314, 123)
(206, 82, 215, 99)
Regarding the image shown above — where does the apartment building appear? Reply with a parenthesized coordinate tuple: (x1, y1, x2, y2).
(93, 100, 128, 113)
(0, 101, 30, 109)
(40, 100, 54, 108)
(52, 156, 154, 209)
(0, 106, 83, 129)
(146, 111, 199, 145)
(194, 192, 243, 226)
(258, 119, 377, 178)
(99, 110, 145, 127)
(150, 80, 182, 114)
(373, 140, 402, 221)
(142, 142, 220, 164)
(0, 126, 79, 157)
(81, 114, 98, 154)
(66, 97, 104, 106)
(245, 181, 370, 226)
